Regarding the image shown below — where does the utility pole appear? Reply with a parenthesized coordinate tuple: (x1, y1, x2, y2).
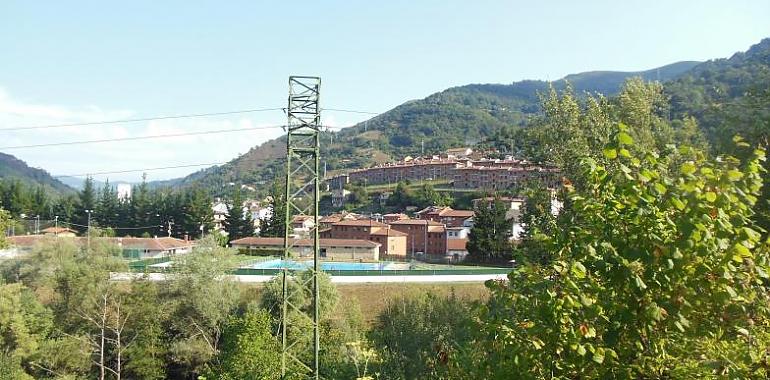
(167, 220, 174, 237)
(54, 216, 59, 238)
(281, 76, 322, 379)
(85, 210, 93, 251)
(35, 215, 40, 234)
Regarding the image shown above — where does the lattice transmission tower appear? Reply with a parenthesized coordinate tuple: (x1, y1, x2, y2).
(281, 76, 322, 379)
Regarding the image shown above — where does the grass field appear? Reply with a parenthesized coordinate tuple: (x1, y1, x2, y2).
(238, 282, 489, 324)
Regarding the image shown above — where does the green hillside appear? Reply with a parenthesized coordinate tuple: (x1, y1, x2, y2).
(156, 38, 768, 197)
(0, 152, 74, 195)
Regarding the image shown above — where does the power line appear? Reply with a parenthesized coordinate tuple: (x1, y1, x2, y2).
(322, 108, 379, 115)
(54, 162, 230, 178)
(0, 125, 282, 150)
(1, 106, 383, 132)
(0, 107, 284, 132)
(0, 124, 346, 150)
(60, 220, 163, 231)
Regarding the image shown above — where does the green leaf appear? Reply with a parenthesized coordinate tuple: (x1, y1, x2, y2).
(619, 148, 631, 158)
(571, 261, 587, 279)
(732, 243, 751, 262)
(705, 192, 716, 202)
(727, 170, 744, 181)
(603, 148, 617, 159)
(724, 285, 738, 299)
(592, 348, 605, 364)
(743, 227, 761, 241)
(618, 132, 634, 145)
(654, 183, 667, 195)
(680, 162, 696, 175)
(671, 198, 685, 211)
(576, 344, 586, 356)
(634, 276, 647, 290)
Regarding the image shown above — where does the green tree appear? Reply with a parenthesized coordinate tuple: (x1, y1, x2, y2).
(166, 236, 239, 377)
(473, 130, 770, 378)
(181, 187, 214, 239)
(123, 279, 168, 380)
(0, 207, 10, 249)
(387, 181, 413, 209)
(415, 183, 452, 208)
(371, 291, 476, 379)
(260, 180, 286, 238)
(95, 180, 120, 229)
(205, 309, 281, 380)
(225, 187, 252, 243)
(0, 282, 53, 379)
(131, 174, 155, 236)
(515, 184, 557, 265)
(466, 197, 512, 262)
(260, 270, 363, 379)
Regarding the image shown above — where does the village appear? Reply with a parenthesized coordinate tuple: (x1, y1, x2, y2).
(1, 147, 561, 265)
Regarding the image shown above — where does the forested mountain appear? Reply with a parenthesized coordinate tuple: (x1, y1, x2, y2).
(0, 152, 74, 195)
(156, 38, 767, 197)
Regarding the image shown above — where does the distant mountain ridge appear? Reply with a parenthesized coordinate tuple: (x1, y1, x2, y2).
(148, 38, 769, 197)
(151, 60, 703, 195)
(0, 152, 74, 195)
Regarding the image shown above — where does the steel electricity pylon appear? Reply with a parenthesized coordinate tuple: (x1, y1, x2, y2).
(281, 76, 322, 379)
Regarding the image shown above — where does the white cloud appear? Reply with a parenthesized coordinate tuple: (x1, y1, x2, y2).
(0, 87, 288, 183)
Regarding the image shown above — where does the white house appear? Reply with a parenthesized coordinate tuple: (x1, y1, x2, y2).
(212, 200, 229, 232)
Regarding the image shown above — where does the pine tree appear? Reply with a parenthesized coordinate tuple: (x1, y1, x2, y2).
(260, 180, 286, 237)
(31, 186, 50, 219)
(76, 177, 97, 231)
(95, 180, 120, 229)
(224, 187, 252, 243)
(467, 197, 513, 262)
(181, 187, 214, 239)
(131, 174, 153, 236)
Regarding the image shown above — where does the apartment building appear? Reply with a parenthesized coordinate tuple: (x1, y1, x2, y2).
(319, 218, 407, 256)
(388, 219, 447, 256)
(415, 206, 475, 227)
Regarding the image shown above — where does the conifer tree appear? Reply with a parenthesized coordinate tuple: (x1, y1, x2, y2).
(466, 196, 512, 262)
(224, 187, 252, 243)
(259, 180, 286, 237)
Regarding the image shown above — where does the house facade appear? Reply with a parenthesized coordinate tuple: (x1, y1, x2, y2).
(231, 237, 381, 261)
(388, 219, 446, 256)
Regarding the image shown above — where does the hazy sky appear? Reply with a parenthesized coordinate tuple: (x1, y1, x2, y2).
(1, 1, 768, 183)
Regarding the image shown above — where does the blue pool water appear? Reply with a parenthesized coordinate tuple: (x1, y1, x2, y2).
(250, 259, 398, 271)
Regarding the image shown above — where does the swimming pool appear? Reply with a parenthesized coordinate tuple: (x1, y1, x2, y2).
(249, 259, 407, 271)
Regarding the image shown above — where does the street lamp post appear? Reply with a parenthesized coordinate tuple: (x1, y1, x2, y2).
(54, 216, 59, 238)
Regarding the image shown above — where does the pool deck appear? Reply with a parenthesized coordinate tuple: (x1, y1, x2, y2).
(111, 272, 508, 283)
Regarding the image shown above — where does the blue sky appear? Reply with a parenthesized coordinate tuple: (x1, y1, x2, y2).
(1, 1, 769, 182)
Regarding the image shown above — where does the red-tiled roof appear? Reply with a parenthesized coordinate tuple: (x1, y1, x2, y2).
(389, 219, 443, 226)
(41, 227, 78, 234)
(441, 209, 474, 218)
(319, 215, 342, 223)
(111, 237, 192, 251)
(427, 226, 446, 233)
(447, 238, 468, 251)
(333, 219, 388, 227)
(382, 213, 408, 218)
(369, 228, 408, 237)
(231, 237, 380, 248)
